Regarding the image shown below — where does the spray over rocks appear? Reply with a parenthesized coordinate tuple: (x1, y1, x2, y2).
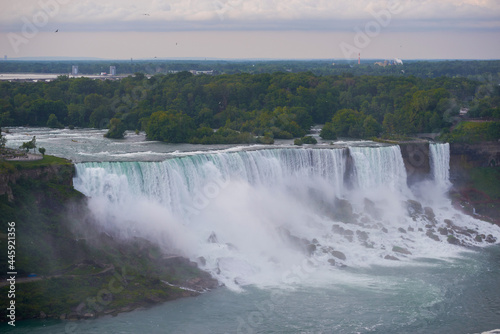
(74, 145, 500, 290)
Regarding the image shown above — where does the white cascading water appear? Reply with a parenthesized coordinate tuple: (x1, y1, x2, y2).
(349, 145, 409, 193)
(74, 145, 500, 290)
(429, 142, 451, 190)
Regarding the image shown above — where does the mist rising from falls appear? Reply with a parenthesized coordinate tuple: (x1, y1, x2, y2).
(74, 145, 500, 290)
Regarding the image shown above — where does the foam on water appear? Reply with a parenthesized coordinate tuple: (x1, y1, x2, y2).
(73, 145, 500, 290)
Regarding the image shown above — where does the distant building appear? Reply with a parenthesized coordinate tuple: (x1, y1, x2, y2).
(374, 60, 389, 67)
(72, 65, 78, 75)
(3, 55, 6, 61)
(189, 70, 214, 75)
(110, 66, 116, 76)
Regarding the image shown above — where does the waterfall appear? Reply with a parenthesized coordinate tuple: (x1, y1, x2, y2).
(349, 145, 408, 193)
(74, 146, 500, 290)
(74, 148, 347, 217)
(429, 143, 451, 189)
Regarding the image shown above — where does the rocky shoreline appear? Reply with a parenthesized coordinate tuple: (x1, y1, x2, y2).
(33, 257, 219, 322)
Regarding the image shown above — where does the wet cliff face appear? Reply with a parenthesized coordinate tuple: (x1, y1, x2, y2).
(399, 143, 431, 185)
(449, 142, 500, 182)
(397, 141, 500, 187)
(448, 142, 500, 224)
(0, 164, 74, 201)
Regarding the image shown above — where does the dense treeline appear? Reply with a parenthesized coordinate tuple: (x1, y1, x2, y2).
(1, 59, 500, 79)
(440, 121, 500, 143)
(0, 71, 498, 143)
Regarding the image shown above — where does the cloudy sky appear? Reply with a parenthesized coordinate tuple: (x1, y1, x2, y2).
(1, 0, 499, 60)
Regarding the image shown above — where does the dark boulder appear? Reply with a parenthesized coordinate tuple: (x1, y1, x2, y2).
(330, 250, 347, 261)
(306, 244, 317, 256)
(438, 227, 449, 236)
(392, 246, 412, 255)
(424, 207, 436, 223)
(356, 230, 369, 242)
(426, 230, 440, 241)
(447, 235, 460, 245)
(333, 198, 356, 224)
(486, 234, 497, 243)
(406, 200, 423, 219)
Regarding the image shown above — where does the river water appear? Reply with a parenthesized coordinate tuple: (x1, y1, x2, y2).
(3, 127, 500, 334)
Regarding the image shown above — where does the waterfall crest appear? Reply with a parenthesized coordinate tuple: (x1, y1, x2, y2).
(74, 145, 500, 290)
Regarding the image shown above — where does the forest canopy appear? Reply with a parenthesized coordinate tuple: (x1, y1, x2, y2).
(0, 68, 498, 143)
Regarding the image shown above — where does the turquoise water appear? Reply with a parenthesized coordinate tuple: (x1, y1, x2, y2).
(3, 128, 500, 333)
(3, 247, 500, 333)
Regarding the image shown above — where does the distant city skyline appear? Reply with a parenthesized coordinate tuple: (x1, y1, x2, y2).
(1, 0, 499, 60)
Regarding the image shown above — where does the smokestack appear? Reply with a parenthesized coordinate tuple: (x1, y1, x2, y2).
(358, 53, 361, 65)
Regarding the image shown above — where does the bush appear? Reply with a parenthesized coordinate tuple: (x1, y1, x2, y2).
(47, 114, 64, 129)
(441, 121, 500, 143)
(320, 123, 337, 140)
(104, 118, 126, 139)
(257, 136, 274, 145)
(301, 136, 317, 144)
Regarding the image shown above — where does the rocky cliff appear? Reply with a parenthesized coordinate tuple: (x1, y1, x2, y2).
(450, 141, 500, 181)
(449, 141, 500, 224)
(0, 162, 74, 201)
(0, 156, 218, 322)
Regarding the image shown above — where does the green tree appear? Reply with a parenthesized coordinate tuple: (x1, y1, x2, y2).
(38, 147, 46, 156)
(146, 110, 195, 143)
(104, 118, 126, 139)
(301, 136, 317, 144)
(89, 106, 110, 128)
(330, 109, 365, 138)
(47, 113, 64, 128)
(0, 128, 7, 149)
(20, 136, 36, 153)
(362, 115, 382, 138)
(320, 122, 337, 140)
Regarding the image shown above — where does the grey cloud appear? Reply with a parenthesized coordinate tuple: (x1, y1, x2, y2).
(0, 0, 498, 32)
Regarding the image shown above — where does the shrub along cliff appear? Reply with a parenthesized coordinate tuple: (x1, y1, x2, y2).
(0, 155, 217, 322)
